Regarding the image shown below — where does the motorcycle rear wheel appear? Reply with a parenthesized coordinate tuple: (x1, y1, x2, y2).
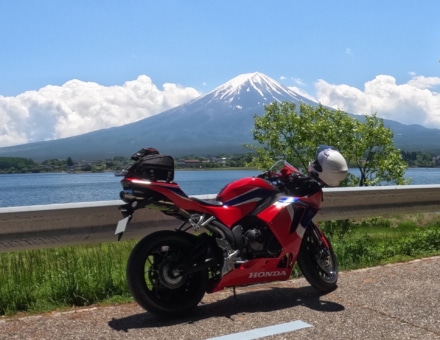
(126, 230, 208, 317)
(297, 224, 338, 292)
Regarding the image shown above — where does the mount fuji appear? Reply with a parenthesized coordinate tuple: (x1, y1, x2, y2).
(0, 73, 316, 160)
(0, 72, 439, 161)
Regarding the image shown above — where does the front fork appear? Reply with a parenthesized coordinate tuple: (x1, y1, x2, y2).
(308, 221, 329, 247)
(306, 222, 334, 273)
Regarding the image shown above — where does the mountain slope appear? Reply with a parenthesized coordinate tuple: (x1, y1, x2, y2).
(0, 72, 439, 161)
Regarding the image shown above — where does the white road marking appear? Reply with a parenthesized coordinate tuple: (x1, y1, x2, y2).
(205, 320, 313, 340)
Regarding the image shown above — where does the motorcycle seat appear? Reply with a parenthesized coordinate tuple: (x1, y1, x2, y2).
(190, 197, 223, 207)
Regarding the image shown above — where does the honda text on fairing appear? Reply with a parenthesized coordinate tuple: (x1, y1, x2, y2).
(115, 146, 348, 317)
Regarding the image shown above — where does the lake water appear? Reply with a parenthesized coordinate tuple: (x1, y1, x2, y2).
(0, 168, 439, 208)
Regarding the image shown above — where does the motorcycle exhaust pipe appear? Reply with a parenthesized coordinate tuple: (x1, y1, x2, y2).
(184, 258, 216, 275)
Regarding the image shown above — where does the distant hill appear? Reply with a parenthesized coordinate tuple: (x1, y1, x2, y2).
(0, 72, 439, 161)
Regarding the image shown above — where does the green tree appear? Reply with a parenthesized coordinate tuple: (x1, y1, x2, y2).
(247, 102, 409, 186)
(66, 157, 74, 167)
(353, 115, 409, 186)
(416, 152, 434, 167)
(0, 157, 37, 173)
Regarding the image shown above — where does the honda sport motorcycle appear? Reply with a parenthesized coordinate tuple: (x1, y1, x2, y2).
(115, 147, 347, 317)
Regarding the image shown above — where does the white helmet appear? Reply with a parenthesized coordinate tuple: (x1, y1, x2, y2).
(308, 146, 348, 186)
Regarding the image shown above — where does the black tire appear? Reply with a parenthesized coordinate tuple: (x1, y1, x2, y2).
(297, 224, 338, 292)
(126, 230, 208, 317)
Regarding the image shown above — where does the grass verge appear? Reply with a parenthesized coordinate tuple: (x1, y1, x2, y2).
(321, 213, 440, 269)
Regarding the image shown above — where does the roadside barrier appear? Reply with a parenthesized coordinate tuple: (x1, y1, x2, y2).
(1, 185, 439, 253)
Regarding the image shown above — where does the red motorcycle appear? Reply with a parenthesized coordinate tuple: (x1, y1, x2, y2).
(115, 146, 348, 317)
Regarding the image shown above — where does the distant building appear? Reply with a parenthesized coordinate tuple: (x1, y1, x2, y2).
(177, 159, 204, 168)
(212, 157, 228, 166)
(433, 155, 440, 166)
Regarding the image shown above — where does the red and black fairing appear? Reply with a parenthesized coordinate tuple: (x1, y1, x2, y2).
(210, 190, 323, 291)
(120, 176, 279, 227)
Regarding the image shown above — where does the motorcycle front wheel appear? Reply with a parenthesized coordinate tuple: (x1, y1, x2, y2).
(297, 223, 338, 292)
(126, 230, 208, 317)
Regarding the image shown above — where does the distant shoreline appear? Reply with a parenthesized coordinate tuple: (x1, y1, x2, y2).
(2, 165, 440, 176)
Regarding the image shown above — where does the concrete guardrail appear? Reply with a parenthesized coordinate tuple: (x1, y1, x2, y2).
(1, 185, 439, 253)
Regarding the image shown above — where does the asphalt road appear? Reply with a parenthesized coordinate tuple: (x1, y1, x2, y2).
(1, 256, 439, 339)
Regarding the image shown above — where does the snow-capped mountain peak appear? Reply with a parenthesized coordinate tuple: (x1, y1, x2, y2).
(206, 72, 313, 106)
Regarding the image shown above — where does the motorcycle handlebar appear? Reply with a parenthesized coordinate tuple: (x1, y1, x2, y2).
(257, 171, 281, 183)
(258, 170, 323, 196)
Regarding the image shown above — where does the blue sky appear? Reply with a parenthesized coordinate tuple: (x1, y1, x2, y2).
(1, 0, 439, 146)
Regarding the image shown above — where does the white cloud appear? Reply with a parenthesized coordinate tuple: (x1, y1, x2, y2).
(293, 78, 306, 87)
(407, 75, 440, 90)
(287, 86, 317, 102)
(345, 47, 353, 55)
(315, 74, 440, 128)
(0, 75, 200, 147)
(285, 77, 316, 101)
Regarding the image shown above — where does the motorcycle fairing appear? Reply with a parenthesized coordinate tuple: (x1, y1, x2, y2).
(121, 177, 278, 227)
(216, 177, 276, 202)
(208, 196, 318, 292)
(209, 256, 293, 292)
(221, 187, 273, 207)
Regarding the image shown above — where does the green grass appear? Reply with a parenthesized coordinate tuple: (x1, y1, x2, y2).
(320, 214, 440, 270)
(0, 213, 439, 316)
(0, 241, 136, 316)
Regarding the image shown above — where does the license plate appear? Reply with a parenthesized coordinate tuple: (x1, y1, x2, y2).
(115, 216, 130, 235)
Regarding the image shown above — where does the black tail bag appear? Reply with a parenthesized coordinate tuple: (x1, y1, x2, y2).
(125, 148, 174, 182)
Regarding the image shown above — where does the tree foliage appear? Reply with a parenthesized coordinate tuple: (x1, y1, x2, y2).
(66, 157, 74, 167)
(0, 157, 39, 173)
(247, 102, 409, 186)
